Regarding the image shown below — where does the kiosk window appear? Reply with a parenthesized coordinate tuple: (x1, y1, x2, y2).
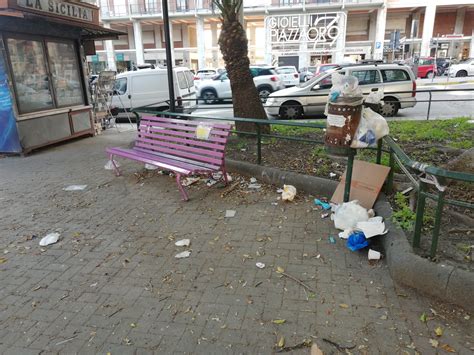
(46, 41, 84, 107)
(7, 38, 54, 113)
(6, 37, 84, 114)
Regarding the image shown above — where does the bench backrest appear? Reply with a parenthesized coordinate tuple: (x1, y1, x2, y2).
(136, 116, 232, 169)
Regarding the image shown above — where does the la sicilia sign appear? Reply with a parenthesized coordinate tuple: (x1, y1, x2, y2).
(17, 0, 93, 22)
(265, 13, 345, 50)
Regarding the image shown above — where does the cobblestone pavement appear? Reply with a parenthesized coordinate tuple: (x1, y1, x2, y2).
(0, 129, 472, 354)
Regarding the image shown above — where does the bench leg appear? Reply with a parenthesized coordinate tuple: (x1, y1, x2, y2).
(176, 173, 189, 201)
(109, 154, 121, 177)
(221, 167, 229, 186)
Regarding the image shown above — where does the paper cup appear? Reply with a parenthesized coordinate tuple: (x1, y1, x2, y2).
(368, 249, 381, 260)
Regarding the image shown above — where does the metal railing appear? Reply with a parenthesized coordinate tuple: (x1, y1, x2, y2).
(130, 106, 473, 258)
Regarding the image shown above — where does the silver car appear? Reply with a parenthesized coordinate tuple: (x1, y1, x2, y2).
(265, 64, 417, 119)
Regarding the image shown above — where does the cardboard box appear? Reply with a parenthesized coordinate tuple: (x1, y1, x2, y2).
(331, 160, 390, 209)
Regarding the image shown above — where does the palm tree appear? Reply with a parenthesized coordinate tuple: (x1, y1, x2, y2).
(213, 0, 269, 133)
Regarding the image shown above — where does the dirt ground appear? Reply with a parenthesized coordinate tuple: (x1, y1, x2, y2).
(225, 126, 474, 271)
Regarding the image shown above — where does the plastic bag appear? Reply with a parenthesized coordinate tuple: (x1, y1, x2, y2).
(281, 185, 297, 201)
(350, 107, 389, 148)
(333, 200, 369, 230)
(196, 123, 212, 140)
(328, 73, 363, 102)
(346, 231, 369, 251)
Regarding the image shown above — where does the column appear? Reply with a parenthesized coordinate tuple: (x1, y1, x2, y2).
(334, 12, 347, 63)
(249, 24, 257, 64)
(299, 22, 309, 68)
(264, 17, 272, 65)
(420, 4, 436, 57)
(182, 24, 191, 67)
(454, 8, 465, 34)
(211, 22, 219, 67)
(133, 20, 145, 65)
(373, 6, 387, 60)
(368, 11, 376, 43)
(196, 17, 205, 69)
(103, 22, 117, 71)
(470, 29, 474, 58)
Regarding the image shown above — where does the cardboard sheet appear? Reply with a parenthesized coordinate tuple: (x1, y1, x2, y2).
(331, 160, 390, 209)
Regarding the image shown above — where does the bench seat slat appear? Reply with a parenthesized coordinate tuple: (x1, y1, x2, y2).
(106, 147, 215, 174)
(142, 115, 232, 130)
(138, 132, 225, 152)
(140, 121, 230, 137)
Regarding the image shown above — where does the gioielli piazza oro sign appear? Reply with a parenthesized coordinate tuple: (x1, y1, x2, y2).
(265, 12, 346, 52)
(17, 0, 93, 22)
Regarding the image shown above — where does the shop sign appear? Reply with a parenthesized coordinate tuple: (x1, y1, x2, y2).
(115, 53, 124, 61)
(17, 0, 93, 22)
(265, 13, 345, 50)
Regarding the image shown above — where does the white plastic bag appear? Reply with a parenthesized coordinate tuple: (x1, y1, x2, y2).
(104, 159, 120, 170)
(328, 73, 363, 102)
(333, 200, 369, 230)
(281, 185, 297, 201)
(196, 124, 212, 140)
(350, 107, 389, 148)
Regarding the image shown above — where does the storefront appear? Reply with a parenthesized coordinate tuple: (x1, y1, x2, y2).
(0, 0, 122, 154)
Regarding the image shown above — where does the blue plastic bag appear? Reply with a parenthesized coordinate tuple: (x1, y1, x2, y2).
(346, 231, 369, 251)
(314, 198, 331, 210)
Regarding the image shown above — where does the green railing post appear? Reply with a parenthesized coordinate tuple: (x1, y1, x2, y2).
(413, 181, 427, 248)
(385, 148, 394, 193)
(376, 139, 382, 165)
(430, 189, 446, 258)
(343, 148, 356, 202)
(256, 123, 262, 165)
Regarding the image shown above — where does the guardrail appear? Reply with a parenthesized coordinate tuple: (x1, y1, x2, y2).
(130, 107, 473, 258)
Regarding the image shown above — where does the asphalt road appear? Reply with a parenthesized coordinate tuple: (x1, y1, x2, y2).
(192, 80, 474, 121)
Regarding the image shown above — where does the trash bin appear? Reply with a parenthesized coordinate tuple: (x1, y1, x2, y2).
(324, 96, 363, 156)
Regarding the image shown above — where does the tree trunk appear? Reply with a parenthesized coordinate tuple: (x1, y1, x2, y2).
(218, 12, 270, 134)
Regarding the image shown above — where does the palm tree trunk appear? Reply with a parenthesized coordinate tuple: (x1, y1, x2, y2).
(218, 8, 270, 133)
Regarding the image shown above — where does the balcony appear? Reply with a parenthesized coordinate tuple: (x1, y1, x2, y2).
(99, 0, 383, 20)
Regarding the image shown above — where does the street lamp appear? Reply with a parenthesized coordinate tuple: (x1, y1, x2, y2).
(162, 0, 176, 112)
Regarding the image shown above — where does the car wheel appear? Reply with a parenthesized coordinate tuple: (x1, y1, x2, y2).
(456, 70, 468, 77)
(201, 90, 217, 104)
(379, 98, 399, 117)
(279, 101, 303, 120)
(258, 87, 272, 103)
(426, 71, 435, 79)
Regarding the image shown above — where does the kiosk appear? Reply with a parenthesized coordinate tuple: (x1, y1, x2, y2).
(0, 0, 122, 153)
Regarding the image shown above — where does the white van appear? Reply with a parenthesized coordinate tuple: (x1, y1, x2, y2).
(111, 67, 196, 115)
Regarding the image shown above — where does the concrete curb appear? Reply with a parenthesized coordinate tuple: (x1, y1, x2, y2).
(226, 159, 474, 311)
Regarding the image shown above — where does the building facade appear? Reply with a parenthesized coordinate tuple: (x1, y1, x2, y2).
(90, 0, 474, 73)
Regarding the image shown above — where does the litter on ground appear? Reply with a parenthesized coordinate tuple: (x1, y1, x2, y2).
(144, 163, 158, 170)
(256, 262, 265, 269)
(368, 249, 381, 260)
(314, 198, 331, 210)
(104, 159, 120, 170)
(175, 251, 191, 259)
(225, 210, 236, 218)
(281, 185, 297, 201)
(346, 231, 369, 251)
(39, 232, 60, 246)
(63, 185, 87, 191)
(175, 239, 191, 247)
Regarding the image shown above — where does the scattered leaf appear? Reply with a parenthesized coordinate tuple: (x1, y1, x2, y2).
(0, 257, 7, 264)
(440, 344, 455, 353)
(429, 339, 439, 348)
(380, 315, 387, 320)
(464, 315, 470, 320)
(276, 267, 285, 274)
(272, 319, 286, 325)
(434, 326, 443, 337)
(339, 303, 349, 309)
(420, 313, 427, 323)
(277, 336, 285, 348)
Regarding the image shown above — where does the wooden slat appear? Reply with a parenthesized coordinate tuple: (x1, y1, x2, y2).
(138, 131, 226, 151)
(142, 115, 232, 130)
(139, 120, 231, 137)
(135, 141, 223, 166)
(133, 148, 221, 171)
(142, 126, 228, 144)
(136, 136, 224, 159)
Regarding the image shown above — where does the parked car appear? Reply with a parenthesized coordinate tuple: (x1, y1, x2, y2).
(197, 66, 284, 103)
(276, 66, 300, 87)
(265, 63, 417, 119)
(111, 67, 196, 115)
(448, 58, 474, 77)
(416, 57, 437, 78)
(299, 64, 339, 82)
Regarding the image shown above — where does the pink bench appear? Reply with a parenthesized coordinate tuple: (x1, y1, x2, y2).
(106, 116, 232, 201)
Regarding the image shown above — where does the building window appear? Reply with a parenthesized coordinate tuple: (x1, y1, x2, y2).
(6, 36, 84, 115)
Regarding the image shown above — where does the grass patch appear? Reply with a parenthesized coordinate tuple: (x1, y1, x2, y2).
(392, 192, 434, 231)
